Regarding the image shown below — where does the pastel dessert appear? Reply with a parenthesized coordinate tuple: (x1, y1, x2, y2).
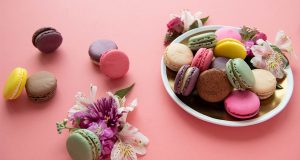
(25, 71, 57, 102)
(225, 90, 260, 119)
(250, 69, 276, 99)
(197, 68, 232, 102)
(226, 58, 255, 90)
(174, 65, 200, 96)
(191, 48, 213, 72)
(32, 27, 63, 53)
(164, 43, 193, 71)
(215, 27, 242, 41)
(88, 39, 118, 65)
(188, 32, 217, 51)
(66, 129, 101, 160)
(99, 49, 129, 79)
(210, 57, 229, 71)
(214, 38, 247, 59)
(2, 67, 28, 100)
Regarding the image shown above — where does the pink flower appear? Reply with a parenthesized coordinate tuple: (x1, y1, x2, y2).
(252, 32, 267, 43)
(167, 17, 184, 33)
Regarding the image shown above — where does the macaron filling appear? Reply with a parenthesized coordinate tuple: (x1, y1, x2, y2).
(180, 67, 196, 94)
(226, 108, 259, 118)
(174, 65, 189, 94)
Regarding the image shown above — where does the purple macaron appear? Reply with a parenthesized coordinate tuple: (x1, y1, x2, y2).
(174, 64, 200, 96)
(210, 57, 229, 71)
(88, 39, 118, 65)
(32, 27, 63, 53)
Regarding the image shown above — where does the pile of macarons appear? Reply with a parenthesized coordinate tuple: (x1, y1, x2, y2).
(164, 27, 278, 119)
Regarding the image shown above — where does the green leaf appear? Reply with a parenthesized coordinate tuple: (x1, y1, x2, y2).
(276, 84, 283, 89)
(200, 16, 209, 24)
(188, 20, 199, 30)
(114, 83, 135, 98)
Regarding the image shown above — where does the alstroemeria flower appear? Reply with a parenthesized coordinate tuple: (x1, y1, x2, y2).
(275, 31, 295, 58)
(110, 123, 149, 160)
(167, 17, 184, 33)
(250, 39, 287, 78)
(68, 84, 97, 120)
(171, 10, 203, 32)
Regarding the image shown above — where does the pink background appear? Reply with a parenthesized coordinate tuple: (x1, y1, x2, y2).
(0, 0, 299, 159)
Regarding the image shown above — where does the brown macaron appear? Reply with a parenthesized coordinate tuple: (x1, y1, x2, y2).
(197, 68, 232, 102)
(25, 71, 57, 102)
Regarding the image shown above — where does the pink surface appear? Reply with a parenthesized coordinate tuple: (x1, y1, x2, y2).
(215, 27, 242, 41)
(225, 90, 260, 119)
(0, 0, 300, 160)
(100, 49, 129, 79)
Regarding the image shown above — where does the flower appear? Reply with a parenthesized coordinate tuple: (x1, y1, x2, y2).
(111, 123, 149, 160)
(250, 39, 287, 78)
(252, 32, 267, 43)
(244, 40, 255, 57)
(171, 10, 203, 32)
(167, 17, 184, 33)
(274, 31, 295, 59)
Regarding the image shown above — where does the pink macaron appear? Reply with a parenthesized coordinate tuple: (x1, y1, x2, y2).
(224, 90, 260, 119)
(99, 49, 129, 79)
(215, 27, 242, 41)
(191, 48, 213, 72)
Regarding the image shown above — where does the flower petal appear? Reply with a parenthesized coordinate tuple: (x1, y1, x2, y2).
(180, 10, 195, 31)
(118, 123, 149, 155)
(274, 31, 296, 59)
(89, 84, 97, 101)
(111, 141, 137, 160)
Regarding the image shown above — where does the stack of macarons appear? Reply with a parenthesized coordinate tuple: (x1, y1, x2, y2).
(163, 27, 278, 119)
(3, 67, 57, 102)
(88, 40, 129, 79)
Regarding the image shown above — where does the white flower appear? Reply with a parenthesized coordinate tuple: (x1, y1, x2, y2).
(170, 10, 203, 32)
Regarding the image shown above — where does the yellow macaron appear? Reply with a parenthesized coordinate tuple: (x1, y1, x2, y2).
(214, 38, 247, 59)
(3, 67, 28, 100)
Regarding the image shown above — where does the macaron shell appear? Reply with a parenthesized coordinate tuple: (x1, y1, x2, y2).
(181, 67, 200, 96)
(197, 68, 232, 102)
(35, 30, 63, 53)
(88, 40, 118, 64)
(3, 67, 27, 100)
(225, 59, 241, 89)
(225, 90, 260, 119)
(191, 48, 213, 72)
(164, 43, 193, 71)
(250, 69, 276, 99)
(32, 27, 56, 47)
(210, 57, 229, 71)
(99, 49, 129, 79)
(174, 65, 189, 94)
(215, 27, 242, 41)
(25, 71, 57, 102)
(214, 38, 247, 59)
(231, 58, 255, 89)
(67, 129, 101, 160)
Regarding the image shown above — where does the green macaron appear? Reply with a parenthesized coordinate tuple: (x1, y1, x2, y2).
(188, 32, 217, 51)
(66, 129, 101, 160)
(225, 58, 255, 90)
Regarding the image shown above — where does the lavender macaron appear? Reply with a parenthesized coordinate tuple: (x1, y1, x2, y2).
(32, 27, 63, 53)
(88, 39, 118, 65)
(210, 57, 229, 71)
(174, 64, 200, 96)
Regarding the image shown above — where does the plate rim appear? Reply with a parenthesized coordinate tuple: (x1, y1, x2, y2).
(161, 25, 294, 127)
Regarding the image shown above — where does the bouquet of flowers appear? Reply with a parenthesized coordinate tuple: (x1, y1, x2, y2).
(56, 84, 149, 160)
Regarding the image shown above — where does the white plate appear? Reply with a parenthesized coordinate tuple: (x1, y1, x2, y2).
(161, 25, 294, 127)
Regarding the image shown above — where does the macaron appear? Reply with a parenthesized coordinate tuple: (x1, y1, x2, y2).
(88, 39, 118, 65)
(99, 49, 129, 79)
(25, 71, 57, 102)
(66, 129, 101, 160)
(215, 27, 242, 41)
(210, 57, 229, 71)
(188, 32, 217, 51)
(225, 90, 260, 119)
(214, 38, 247, 59)
(2, 67, 28, 100)
(174, 65, 200, 96)
(164, 43, 193, 71)
(191, 48, 213, 72)
(197, 68, 232, 102)
(32, 27, 63, 53)
(250, 69, 276, 99)
(226, 58, 255, 90)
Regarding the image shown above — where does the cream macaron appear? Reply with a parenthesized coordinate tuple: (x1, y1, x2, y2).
(164, 43, 193, 71)
(250, 69, 276, 99)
